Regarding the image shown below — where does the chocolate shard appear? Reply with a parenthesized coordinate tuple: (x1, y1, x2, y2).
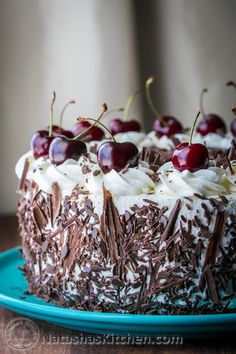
(60, 243, 69, 261)
(51, 182, 61, 226)
(161, 199, 181, 242)
(100, 187, 123, 264)
(32, 204, 47, 230)
(228, 139, 236, 161)
(203, 211, 227, 270)
(19, 158, 29, 190)
(63, 228, 81, 272)
(42, 240, 49, 252)
(204, 265, 219, 303)
(82, 165, 91, 174)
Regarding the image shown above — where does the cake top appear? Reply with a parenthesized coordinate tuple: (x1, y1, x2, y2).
(15, 78, 236, 199)
(16, 146, 236, 199)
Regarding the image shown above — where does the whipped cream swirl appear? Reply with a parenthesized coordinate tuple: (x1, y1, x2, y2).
(139, 131, 191, 150)
(195, 132, 232, 150)
(155, 162, 228, 197)
(16, 151, 86, 195)
(222, 161, 236, 193)
(85, 160, 155, 195)
(15, 151, 155, 197)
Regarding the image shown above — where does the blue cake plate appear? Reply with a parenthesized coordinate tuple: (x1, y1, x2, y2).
(0, 247, 235, 338)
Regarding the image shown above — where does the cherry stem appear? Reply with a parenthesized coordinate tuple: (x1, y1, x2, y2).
(80, 117, 116, 142)
(145, 76, 160, 117)
(226, 81, 236, 91)
(103, 107, 124, 119)
(189, 110, 201, 145)
(49, 91, 56, 137)
(200, 88, 208, 118)
(73, 103, 114, 141)
(232, 106, 236, 116)
(59, 100, 76, 129)
(124, 89, 141, 121)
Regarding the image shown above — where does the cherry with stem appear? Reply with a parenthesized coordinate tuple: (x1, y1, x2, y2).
(172, 110, 209, 172)
(108, 90, 142, 135)
(73, 103, 108, 141)
(145, 76, 183, 137)
(76, 107, 139, 173)
(71, 104, 107, 142)
(49, 104, 108, 166)
(196, 88, 226, 136)
(31, 92, 56, 159)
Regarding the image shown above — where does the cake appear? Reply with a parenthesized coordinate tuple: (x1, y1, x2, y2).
(14, 84, 236, 315)
(16, 142, 236, 314)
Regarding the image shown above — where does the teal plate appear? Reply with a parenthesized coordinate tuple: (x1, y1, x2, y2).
(0, 247, 236, 338)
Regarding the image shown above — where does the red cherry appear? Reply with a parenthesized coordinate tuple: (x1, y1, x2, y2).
(231, 119, 236, 137)
(49, 136, 87, 166)
(50, 125, 61, 133)
(108, 88, 141, 135)
(58, 130, 74, 139)
(197, 113, 226, 136)
(153, 116, 183, 137)
(97, 141, 139, 174)
(31, 130, 54, 159)
(72, 121, 105, 142)
(172, 142, 209, 172)
(53, 127, 74, 139)
(230, 108, 236, 137)
(108, 118, 141, 135)
(47, 125, 74, 138)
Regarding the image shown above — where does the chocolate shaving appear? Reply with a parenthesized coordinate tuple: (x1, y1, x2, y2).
(60, 243, 69, 261)
(161, 199, 181, 242)
(93, 170, 100, 176)
(203, 211, 227, 270)
(204, 265, 219, 303)
(82, 165, 91, 174)
(226, 157, 234, 175)
(143, 199, 159, 206)
(51, 182, 61, 226)
(32, 204, 47, 230)
(19, 159, 29, 190)
(228, 139, 236, 161)
(219, 195, 228, 205)
(42, 240, 49, 252)
(194, 193, 207, 200)
(100, 187, 123, 264)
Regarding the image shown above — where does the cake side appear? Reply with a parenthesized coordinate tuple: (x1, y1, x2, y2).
(17, 167, 236, 314)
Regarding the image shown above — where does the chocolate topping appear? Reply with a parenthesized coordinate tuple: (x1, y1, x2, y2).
(51, 182, 61, 226)
(32, 204, 47, 230)
(17, 177, 236, 315)
(19, 158, 29, 190)
(161, 199, 181, 242)
(203, 211, 227, 270)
